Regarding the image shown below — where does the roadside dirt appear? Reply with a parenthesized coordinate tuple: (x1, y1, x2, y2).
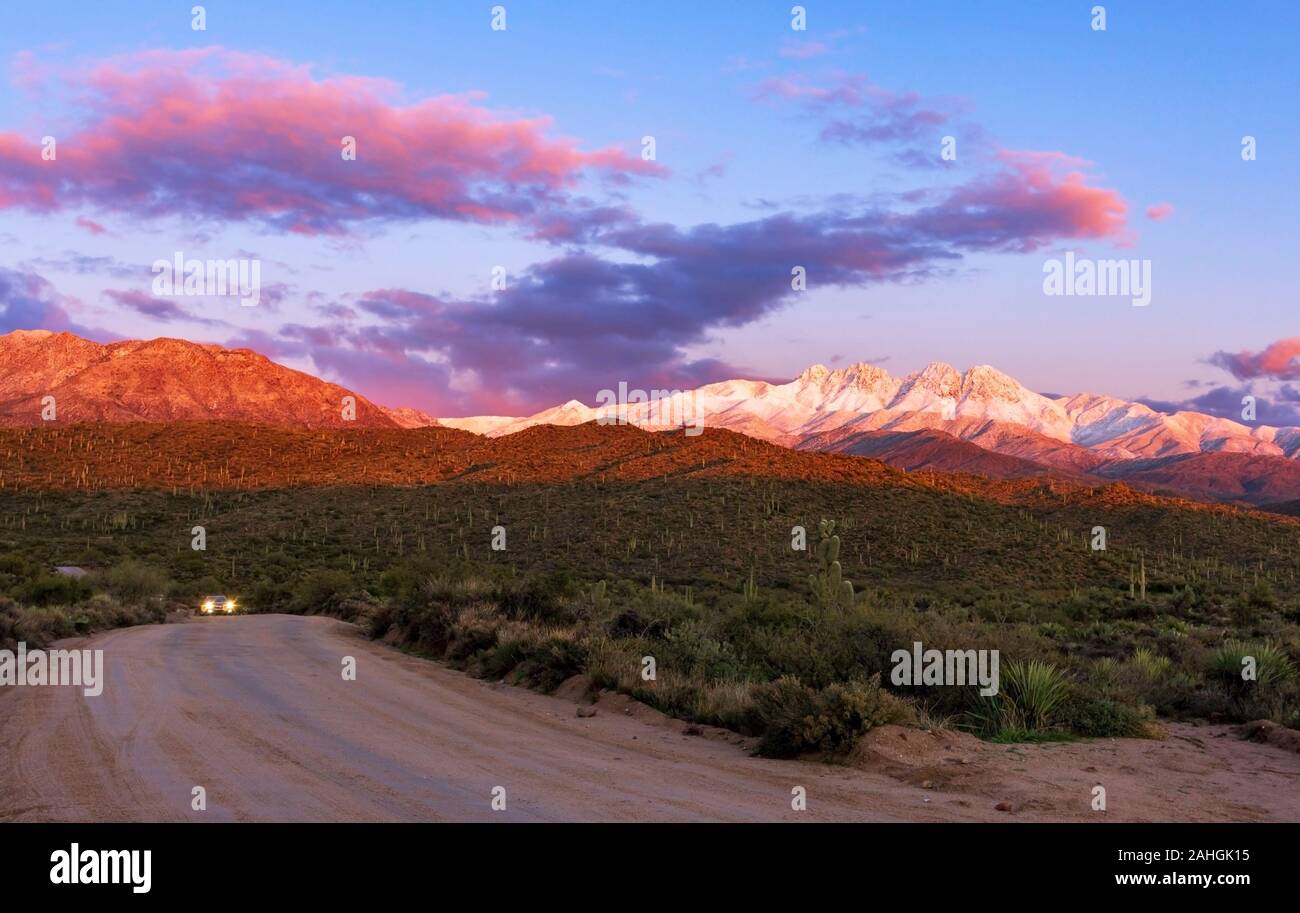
(1, 614, 1297, 822)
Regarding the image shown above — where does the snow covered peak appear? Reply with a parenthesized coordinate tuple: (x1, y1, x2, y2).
(840, 361, 895, 390)
(891, 362, 961, 402)
(960, 364, 1025, 401)
(796, 364, 832, 384)
(423, 356, 1298, 468)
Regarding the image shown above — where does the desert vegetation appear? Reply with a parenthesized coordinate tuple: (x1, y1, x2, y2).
(0, 474, 1296, 757)
(0, 554, 172, 651)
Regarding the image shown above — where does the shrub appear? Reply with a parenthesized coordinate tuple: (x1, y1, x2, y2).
(1210, 640, 1295, 689)
(290, 569, 355, 616)
(755, 676, 911, 758)
(509, 635, 586, 692)
(14, 574, 90, 608)
(968, 659, 1070, 737)
(103, 560, 170, 605)
(248, 578, 295, 614)
(1055, 695, 1154, 738)
(494, 571, 577, 623)
(445, 607, 501, 662)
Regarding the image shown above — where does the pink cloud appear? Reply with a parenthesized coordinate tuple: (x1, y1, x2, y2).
(755, 72, 874, 105)
(906, 150, 1128, 249)
(75, 216, 107, 235)
(1146, 202, 1175, 220)
(1211, 337, 1300, 381)
(779, 40, 832, 60)
(0, 48, 664, 236)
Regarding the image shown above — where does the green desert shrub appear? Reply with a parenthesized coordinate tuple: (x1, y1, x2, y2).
(754, 675, 911, 758)
(1210, 640, 1295, 689)
(1055, 695, 1154, 738)
(507, 634, 586, 692)
(102, 560, 170, 605)
(968, 659, 1070, 738)
(290, 569, 355, 616)
(14, 573, 91, 608)
(0, 593, 165, 650)
(444, 611, 500, 662)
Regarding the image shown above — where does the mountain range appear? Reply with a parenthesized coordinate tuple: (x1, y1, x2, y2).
(3, 330, 1297, 509)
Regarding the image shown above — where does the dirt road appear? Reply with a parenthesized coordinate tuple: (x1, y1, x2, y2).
(2, 615, 1298, 822)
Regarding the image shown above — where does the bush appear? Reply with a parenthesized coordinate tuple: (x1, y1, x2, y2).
(290, 569, 355, 616)
(14, 574, 91, 607)
(969, 659, 1070, 737)
(494, 571, 577, 623)
(247, 578, 295, 614)
(508, 636, 586, 692)
(1055, 695, 1154, 738)
(1210, 639, 1294, 689)
(102, 560, 170, 605)
(0, 593, 166, 650)
(755, 676, 911, 758)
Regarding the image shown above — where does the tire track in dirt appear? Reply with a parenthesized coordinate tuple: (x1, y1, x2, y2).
(3, 614, 1299, 822)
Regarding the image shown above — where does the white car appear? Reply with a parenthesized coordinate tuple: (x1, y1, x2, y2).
(200, 595, 239, 615)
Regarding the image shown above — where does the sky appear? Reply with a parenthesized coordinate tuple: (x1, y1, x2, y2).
(0, 0, 1296, 421)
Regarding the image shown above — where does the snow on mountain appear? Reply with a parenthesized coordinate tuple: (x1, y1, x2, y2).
(436, 415, 519, 435)
(8, 329, 1296, 503)
(438, 359, 1300, 473)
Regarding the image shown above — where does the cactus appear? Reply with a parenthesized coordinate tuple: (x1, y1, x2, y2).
(589, 580, 611, 611)
(743, 568, 758, 601)
(807, 519, 856, 611)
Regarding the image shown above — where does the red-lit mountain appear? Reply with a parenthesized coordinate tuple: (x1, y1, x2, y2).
(0, 330, 405, 428)
(3, 330, 1298, 508)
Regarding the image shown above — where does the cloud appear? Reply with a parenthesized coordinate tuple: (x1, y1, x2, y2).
(14, 57, 1135, 415)
(1142, 341, 1300, 427)
(1209, 337, 1300, 381)
(0, 267, 111, 337)
(779, 39, 832, 60)
(250, 171, 1135, 413)
(21, 252, 143, 279)
(906, 150, 1128, 249)
(1140, 385, 1300, 428)
(756, 73, 956, 149)
(102, 288, 226, 326)
(75, 216, 107, 235)
(0, 48, 663, 236)
(1145, 202, 1175, 220)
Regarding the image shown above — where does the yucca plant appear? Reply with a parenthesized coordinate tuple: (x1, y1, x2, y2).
(1129, 647, 1172, 682)
(1210, 639, 1295, 688)
(970, 659, 1070, 737)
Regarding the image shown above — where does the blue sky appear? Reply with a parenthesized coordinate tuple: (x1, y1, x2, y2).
(0, 1, 1296, 417)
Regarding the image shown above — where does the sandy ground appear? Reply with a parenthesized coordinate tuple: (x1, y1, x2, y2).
(1, 614, 1298, 822)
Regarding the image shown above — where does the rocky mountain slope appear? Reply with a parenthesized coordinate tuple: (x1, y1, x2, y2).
(0, 330, 400, 428)
(4, 330, 1297, 506)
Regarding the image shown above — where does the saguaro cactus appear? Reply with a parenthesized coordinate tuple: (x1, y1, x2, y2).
(808, 519, 856, 611)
